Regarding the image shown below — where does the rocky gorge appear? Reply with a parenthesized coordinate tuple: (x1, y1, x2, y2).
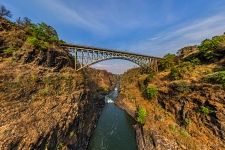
(117, 42, 225, 150)
(0, 17, 116, 149)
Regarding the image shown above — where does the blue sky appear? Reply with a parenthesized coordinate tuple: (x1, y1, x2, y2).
(2, 0, 225, 73)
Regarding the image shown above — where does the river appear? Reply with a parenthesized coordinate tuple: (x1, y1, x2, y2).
(88, 85, 137, 150)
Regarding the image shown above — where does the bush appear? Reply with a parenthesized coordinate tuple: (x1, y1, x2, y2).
(146, 84, 158, 99)
(169, 67, 181, 80)
(26, 36, 49, 50)
(180, 128, 189, 137)
(169, 62, 193, 80)
(3, 47, 15, 55)
(189, 58, 201, 66)
(138, 73, 154, 92)
(204, 71, 225, 87)
(170, 81, 190, 93)
(184, 118, 191, 126)
(198, 106, 213, 115)
(28, 23, 59, 43)
(25, 22, 63, 50)
(159, 53, 177, 71)
(169, 124, 177, 132)
(198, 35, 225, 61)
(136, 107, 147, 125)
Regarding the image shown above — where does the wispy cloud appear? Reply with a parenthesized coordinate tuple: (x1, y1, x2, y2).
(35, 0, 149, 35)
(36, 0, 109, 34)
(129, 13, 225, 57)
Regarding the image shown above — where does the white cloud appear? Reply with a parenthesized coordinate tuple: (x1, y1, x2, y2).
(129, 13, 225, 57)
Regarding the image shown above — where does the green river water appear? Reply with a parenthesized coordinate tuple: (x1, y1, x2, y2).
(88, 85, 137, 150)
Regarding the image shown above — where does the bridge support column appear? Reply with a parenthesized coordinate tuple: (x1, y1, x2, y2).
(74, 48, 77, 70)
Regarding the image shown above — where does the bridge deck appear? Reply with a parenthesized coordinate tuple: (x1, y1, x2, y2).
(61, 43, 161, 59)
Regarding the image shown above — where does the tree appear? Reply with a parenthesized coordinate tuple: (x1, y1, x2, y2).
(0, 5, 12, 18)
(28, 22, 59, 43)
(136, 107, 147, 125)
(159, 53, 177, 71)
(16, 17, 32, 27)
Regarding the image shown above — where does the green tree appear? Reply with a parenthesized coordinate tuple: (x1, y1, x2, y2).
(198, 106, 213, 115)
(136, 107, 147, 125)
(159, 53, 177, 71)
(146, 84, 158, 99)
(28, 22, 59, 43)
(198, 35, 225, 61)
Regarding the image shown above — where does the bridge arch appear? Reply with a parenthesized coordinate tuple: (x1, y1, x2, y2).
(61, 43, 160, 72)
(77, 56, 141, 71)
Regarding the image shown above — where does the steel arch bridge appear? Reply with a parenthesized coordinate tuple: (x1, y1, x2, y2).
(61, 44, 161, 72)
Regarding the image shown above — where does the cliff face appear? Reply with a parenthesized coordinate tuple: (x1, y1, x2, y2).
(0, 62, 115, 150)
(117, 65, 225, 150)
(0, 17, 116, 150)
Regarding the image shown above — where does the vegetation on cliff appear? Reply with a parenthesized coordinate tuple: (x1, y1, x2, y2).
(118, 33, 225, 149)
(0, 8, 116, 149)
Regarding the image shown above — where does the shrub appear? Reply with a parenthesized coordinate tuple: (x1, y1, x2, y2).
(146, 84, 158, 99)
(146, 72, 155, 82)
(169, 124, 177, 132)
(26, 36, 49, 50)
(136, 107, 147, 125)
(3, 47, 15, 55)
(189, 58, 201, 66)
(198, 35, 225, 61)
(180, 128, 189, 137)
(204, 71, 225, 87)
(184, 118, 191, 126)
(169, 62, 193, 80)
(138, 73, 154, 92)
(170, 81, 190, 93)
(159, 53, 177, 71)
(198, 106, 213, 115)
(57, 142, 64, 149)
(214, 65, 225, 72)
(169, 67, 181, 80)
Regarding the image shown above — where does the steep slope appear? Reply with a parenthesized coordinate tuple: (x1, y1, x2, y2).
(0, 17, 116, 149)
(117, 34, 225, 150)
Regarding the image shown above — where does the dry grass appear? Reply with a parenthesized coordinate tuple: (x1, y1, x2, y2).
(119, 65, 225, 149)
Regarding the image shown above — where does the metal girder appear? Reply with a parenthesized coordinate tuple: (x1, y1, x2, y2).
(62, 44, 161, 72)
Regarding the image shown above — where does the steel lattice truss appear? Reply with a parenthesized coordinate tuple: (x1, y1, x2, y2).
(61, 44, 161, 72)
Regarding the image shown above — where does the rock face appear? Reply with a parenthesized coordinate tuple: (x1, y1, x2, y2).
(118, 67, 225, 150)
(0, 17, 116, 149)
(0, 60, 115, 150)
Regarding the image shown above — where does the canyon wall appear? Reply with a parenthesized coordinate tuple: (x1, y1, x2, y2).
(0, 17, 116, 149)
(117, 66, 225, 150)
